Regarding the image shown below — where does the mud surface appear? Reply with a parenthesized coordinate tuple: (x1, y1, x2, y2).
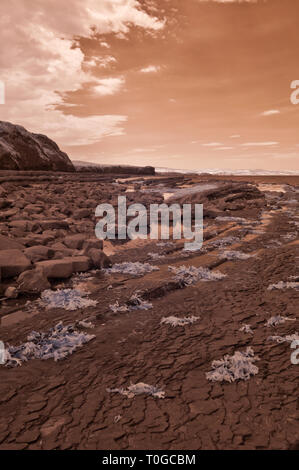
(0, 173, 298, 450)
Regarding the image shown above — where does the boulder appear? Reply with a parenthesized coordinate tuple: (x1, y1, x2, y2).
(0, 198, 12, 209)
(24, 234, 55, 247)
(88, 249, 112, 269)
(50, 242, 77, 258)
(17, 267, 50, 294)
(82, 238, 104, 253)
(24, 245, 54, 263)
(0, 249, 31, 278)
(64, 234, 87, 250)
(4, 286, 18, 299)
(38, 220, 69, 230)
(63, 256, 90, 273)
(0, 186, 7, 197)
(0, 120, 74, 171)
(36, 256, 90, 278)
(24, 204, 43, 214)
(0, 208, 18, 220)
(73, 208, 91, 219)
(9, 220, 29, 231)
(36, 259, 74, 279)
(0, 235, 25, 251)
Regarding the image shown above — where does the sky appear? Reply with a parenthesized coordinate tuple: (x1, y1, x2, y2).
(0, 0, 299, 172)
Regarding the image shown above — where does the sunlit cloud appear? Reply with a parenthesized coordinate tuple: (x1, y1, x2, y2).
(93, 77, 125, 96)
(241, 142, 279, 147)
(215, 146, 234, 150)
(260, 110, 280, 116)
(202, 142, 223, 147)
(140, 65, 161, 73)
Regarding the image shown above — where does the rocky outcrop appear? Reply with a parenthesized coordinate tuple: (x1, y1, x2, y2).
(0, 121, 74, 171)
(73, 161, 155, 175)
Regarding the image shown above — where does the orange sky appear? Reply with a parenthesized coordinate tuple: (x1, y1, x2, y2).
(1, 0, 299, 172)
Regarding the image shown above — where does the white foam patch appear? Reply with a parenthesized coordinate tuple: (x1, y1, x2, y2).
(110, 292, 153, 313)
(206, 236, 240, 249)
(107, 382, 165, 399)
(206, 347, 259, 383)
(78, 320, 95, 329)
(148, 252, 165, 260)
(40, 289, 97, 311)
(239, 324, 254, 335)
(220, 250, 252, 260)
(109, 301, 129, 313)
(268, 282, 299, 291)
(106, 262, 159, 277)
(161, 316, 200, 327)
(267, 332, 299, 344)
(265, 316, 295, 327)
(3, 322, 95, 367)
(128, 292, 153, 311)
(215, 216, 252, 225)
(169, 265, 226, 286)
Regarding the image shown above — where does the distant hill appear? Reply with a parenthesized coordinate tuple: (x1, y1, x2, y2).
(73, 160, 155, 175)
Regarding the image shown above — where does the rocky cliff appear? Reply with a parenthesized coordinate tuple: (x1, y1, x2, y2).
(0, 121, 74, 171)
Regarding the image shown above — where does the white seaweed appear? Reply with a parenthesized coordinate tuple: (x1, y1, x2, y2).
(206, 236, 240, 249)
(78, 320, 95, 329)
(265, 316, 295, 327)
(267, 281, 299, 291)
(4, 322, 95, 367)
(148, 252, 165, 260)
(109, 301, 129, 313)
(220, 250, 252, 260)
(206, 347, 259, 383)
(239, 324, 254, 335)
(129, 292, 153, 311)
(215, 216, 250, 225)
(110, 293, 153, 313)
(267, 332, 299, 344)
(106, 262, 159, 277)
(169, 265, 226, 286)
(160, 315, 199, 327)
(107, 382, 165, 399)
(40, 289, 97, 311)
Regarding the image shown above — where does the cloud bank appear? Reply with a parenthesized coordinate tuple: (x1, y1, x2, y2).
(0, 0, 165, 147)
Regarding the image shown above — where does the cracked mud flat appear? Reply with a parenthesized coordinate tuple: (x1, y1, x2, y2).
(0, 172, 298, 450)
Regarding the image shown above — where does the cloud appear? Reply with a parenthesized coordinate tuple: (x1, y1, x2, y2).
(85, 56, 117, 69)
(0, 0, 165, 147)
(140, 65, 161, 73)
(215, 146, 234, 150)
(93, 77, 125, 96)
(230, 134, 241, 138)
(260, 110, 280, 116)
(241, 142, 279, 147)
(100, 41, 111, 48)
(202, 142, 223, 147)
